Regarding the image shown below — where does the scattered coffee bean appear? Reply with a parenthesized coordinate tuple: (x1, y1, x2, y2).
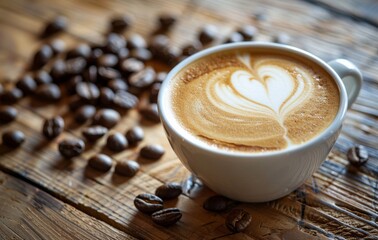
(106, 33, 126, 54)
(2, 130, 25, 148)
(97, 54, 118, 68)
(108, 79, 128, 92)
(58, 138, 85, 158)
(106, 132, 128, 152)
(203, 195, 235, 212)
(151, 208, 182, 226)
(158, 13, 177, 31)
(155, 182, 182, 200)
(161, 47, 181, 66)
(140, 104, 160, 123)
(67, 75, 83, 95)
(273, 33, 290, 44)
(88, 154, 113, 172)
(93, 108, 120, 128)
(120, 58, 144, 76)
(31, 44, 53, 69)
(66, 44, 91, 59)
(0, 106, 18, 124)
(117, 47, 130, 60)
(149, 82, 161, 103)
(110, 15, 132, 33)
(0, 88, 23, 104)
(113, 91, 139, 110)
(182, 41, 202, 56)
(82, 125, 108, 142)
(0, 83, 3, 94)
(237, 25, 257, 41)
(115, 160, 140, 177)
(98, 67, 121, 81)
(35, 84, 61, 101)
(40, 16, 68, 38)
(225, 32, 244, 43)
(225, 209, 252, 233)
(42, 116, 64, 139)
(50, 59, 66, 82)
(65, 57, 87, 75)
(99, 87, 115, 107)
(128, 34, 147, 49)
(347, 145, 369, 166)
(16, 75, 37, 95)
(34, 70, 53, 85)
(76, 82, 100, 102)
(154, 72, 167, 83)
(83, 65, 98, 83)
(198, 25, 217, 45)
(88, 48, 103, 65)
(130, 48, 152, 62)
(74, 105, 96, 124)
(134, 193, 164, 214)
(125, 126, 144, 145)
(149, 34, 170, 57)
(140, 144, 165, 160)
(49, 39, 66, 55)
(129, 67, 156, 89)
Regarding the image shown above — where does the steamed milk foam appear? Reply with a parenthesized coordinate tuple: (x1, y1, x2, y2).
(170, 49, 340, 152)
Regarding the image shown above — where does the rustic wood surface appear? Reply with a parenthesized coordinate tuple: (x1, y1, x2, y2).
(0, 0, 377, 239)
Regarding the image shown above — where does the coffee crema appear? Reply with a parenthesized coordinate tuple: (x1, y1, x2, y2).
(170, 49, 340, 152)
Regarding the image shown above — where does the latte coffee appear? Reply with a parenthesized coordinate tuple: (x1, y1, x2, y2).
(169, 48, 340, 152)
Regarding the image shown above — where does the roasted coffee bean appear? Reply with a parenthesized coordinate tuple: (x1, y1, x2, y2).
(225, 209, 252, 233)
(347, 145, 369, 166)
(182, 41, 202, 56)
(0, 83, 3, 94)
(67, 76, 83, 95)
(106, 132, 128, 152)
(149, 82, 161, 103)
(198, 25, 217, 45)
(129, 67, 156, 89)
(125, 126, 144, 145)
(154, 72, 167, 83)
(237, 25, 257, 41)
(40, 16, 68, 38)
(134, 193, 164, 214)
(140, 104, 160, 123)
(42, 116, 64, 139)
(161, 47, 181, 66)
(82, 125, 108, 142)
(83, 65, 98, 83)
(120, 58, 144, 76)
(68, 96, 85, 111)
(65, 57, 87, 75)
(151, 208, 182, 226)
(0, 88, 23, 104)
(50, 59, 66, 82)
(203, 195, 235, 212)
(88, 48, 103, 65)
(66, 44, 91, 59)
(97, 54, 118, 68)
(130, 48, 152, 62)
(88, 154, 113, 172)
(106, 33, 126, 54)
(108, 79, 128, 92)
(93, 108, 120, 128)
(113, 91, 139, 110)
(158, 13, 177, 31)
(127, 34, 147, 49)
(76, 82, 100, 102)
(58, 138, 85, 158)
(117, 47, 129, 60)
(140, 144, 165, 160)
(273, 33, 290, 44)
(16, 75, 37, 95)
(35, 70, 53, 85)
(225, 32, 244, 43)
(115, 160, 140, 177)
(155, 182, 182, 200)
(49, 39, 66, 55)
(149, 34, 170, 56)
(35, 84, 61, 101)
(98, 67, 121, 81)
(2, 130, 25, 148)
(74, 105, 96, 124)
(31, 44, 53, 69)
(110, 15, 132, 33)
(99, 87, 115, 107)
(0, 106, 17, 124)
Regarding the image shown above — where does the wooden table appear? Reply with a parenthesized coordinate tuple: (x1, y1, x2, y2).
(0, 0, 377, 239)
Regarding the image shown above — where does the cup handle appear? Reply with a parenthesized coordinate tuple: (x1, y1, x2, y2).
(327, 59, 362, 108)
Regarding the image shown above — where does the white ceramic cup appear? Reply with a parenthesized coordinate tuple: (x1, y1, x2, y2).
(158, 42, 362, 202)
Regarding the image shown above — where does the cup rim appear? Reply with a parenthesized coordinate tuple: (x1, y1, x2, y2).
(158, 42, 348, 157)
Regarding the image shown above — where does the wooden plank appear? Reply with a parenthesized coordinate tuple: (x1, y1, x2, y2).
(0, 171, 135, 240)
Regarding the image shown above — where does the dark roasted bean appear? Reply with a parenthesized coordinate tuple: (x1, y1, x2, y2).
(93, 108, 120, 128)
(155, 182, 182, 200)
(225, 32, 244, 43)
(0, 88, 23, 104)
(66, 44, 91, 59)
(74, 105, 96, 124)
(115, 160, 140, 177)
(113, 91, 139, 110)
(58, 138, 85, 158)
(88, 154, 113, 172)
(49, 39, 66, 55)
(347, 145, 369, 166)
(76, 82, 100, 102)
(42, 116, 64, 139)
(225, 209, 252, 233)
(98, 67, 121, 81)
(40, 16, 68, 38)
(182, 41, 202, 56)
(106, 132, 128, 152)
(273, 33, 290, 44)
(151, 208, 182, 226)
(130, 48, 152, 62)
(110, 15, 132, 33)
(82, 125, 108, 142)
(129, 67, 156, 89)
(127, 34, 147, 49)
(35, 70, 53, 85)
(120, 58, 144, 76)
(67, 75, 83, 95)
(50, 59, 66, 82)
(31, 44, 53, 70)
(154, 72, 167, 83)
(106, 33, 126, 54)
(2, 130, 25, 148)
(99, 87, 115, 107)
(16, 75, 37, 95)
(108, 79, 128, 92)
(0, 106, 17, 124)
(140, 144, 165, 160)
(134, 193, 163, 214)
(158, 13, 177, 31)
(65, 57, 87, 75)
(88, 48, 103, 65)
(149, 34, 170, 57)
(125, 126, 144, 145)
(203, 195, 235, 212)
(140, 104, 160, 123)
(237, 25, 257, 41)
(117, 47, 129, 60)
(97, 54, 118, 68)
(83, 65, 98, 83)
(198, 25, 217, 45)
(149, 82, 161, 103)
(35, 84, 61, 101)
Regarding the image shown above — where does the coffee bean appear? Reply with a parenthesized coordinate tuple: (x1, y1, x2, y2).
(108, 79, 128, 92)
(110, 15, 132, 33)
(42, 116, 64, 139)
(182, 41, 202, 56)
(0, 88, 23, 104)
(134, 193, 164, 214)
(74, 105, 96, 124)
(225, 209, 252, 233)
(50, 59, 66, 82)
(154, 72, 167, 83)
(49, 39, 66, 55)
(140, 144, 165, 160)
(97, 54, 118, 68)
(16, 75, 37, 95)
(155, 182, 182, 200)
(67, 75, 83, 95)
(88, 154, 113, 172)
(273, 33, 290, 44)
(88, 48, 103, 65)
(31, 44, 53, 69)
(149, 35, 170, 57)
(106, 132, 128, 152)
(82, 125, 108, 142)
(35, 70, 53, 85)
(58, 138, 85, 158)
(65, 57, 87, 75)
(83, 65, 98, 83)
(225, 32, 244, 44)
(140, 104, 160, 123)
(0, 106, 17, 124)
(40, 16, 68, 38)
(151, 208, 182, 226)
(93, 109, 120, 128)
(128, 34, 147, 50)
(99, 87, 115, 107)
(120, 58, 144, 76)
(237, 25, 257, 41)
(106, 33, 126, 54)
(161, 47, 181, 67)
(149, 83, 161, 103)
(198, 25, 217, 45)
(113, 91, 139, 110)
(125, 126, 144, 145)
(0, 84, 3, 95)
(98, 67, 121, 81)
(129, 67, 156, 89)
(158, 13, 177, 31)
(66, 44, 91, 59)
(35, 84, 61, 101)
(115, 160, 140, 177)
(203, 195, 235, 212)
(2, 130, 25, 148)
(76, 82, 100, 102)
(130, 48, 152, 62)
(347, 145, 369, 166)
(117, 47, 129, 60)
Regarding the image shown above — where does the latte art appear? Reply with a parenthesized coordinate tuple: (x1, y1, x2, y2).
(171, 50, 339, 152)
